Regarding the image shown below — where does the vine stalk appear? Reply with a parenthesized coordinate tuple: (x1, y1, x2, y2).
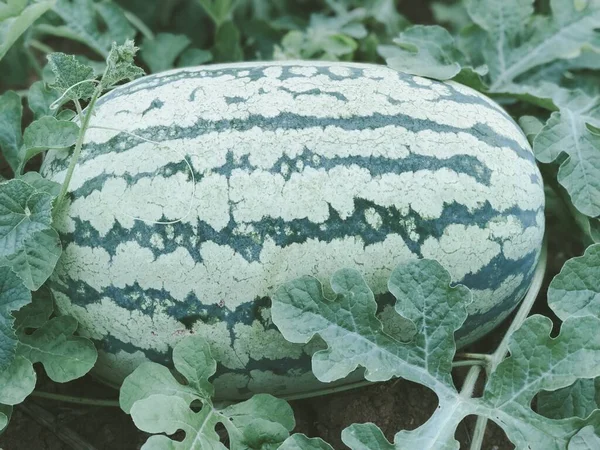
(469, 238, 548, 450)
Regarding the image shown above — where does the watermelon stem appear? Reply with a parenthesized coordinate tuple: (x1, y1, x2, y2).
(452, 360, 486, 368)
(30, 390, 119, 407)
(55, 83, 103, 207)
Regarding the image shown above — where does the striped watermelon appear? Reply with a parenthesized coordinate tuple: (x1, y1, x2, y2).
(41, 61, 545, 399)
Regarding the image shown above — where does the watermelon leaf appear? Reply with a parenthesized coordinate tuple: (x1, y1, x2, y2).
(0, 403, 11, 434)
(102, 40, 145, 89)
(140, 33, 191, 73)
(379, 0, 600, 95)
(0, 0, 55, 62)
(0, 298, 97, 406)
(535, 245, 600, 421)
(547, 244, 600, 320)
(378, 25, 487, 84)
(280, 434, 335, 450)
(27, 81, 60, 119)
(533, 90, 600, 217)
(20, 116, 80, 171)
(0, 267, 31, 373)
(568, 426, 600, 450)
(121, 335, 296, 449)
(271, 260, 600, 449)
(0, 179, 54, 259)
(0, 90, 23, 173)
(196, 0, 236, 27)
(43, 0, 135, 58)
(537, 378, 600, 420)
(5, 228, 61, 291)
(47, 52, 96, 103)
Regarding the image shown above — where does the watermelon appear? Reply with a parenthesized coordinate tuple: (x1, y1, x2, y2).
(41, 61, 545, 399)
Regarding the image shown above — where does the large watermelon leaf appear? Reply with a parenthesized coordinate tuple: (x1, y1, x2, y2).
(271, 259, 600, 449)
(537, 245, 600, 420)
(120, 335, 297, 450)
(379, 0, 600, 93)
(0, 293, 97, 406)
(534, 91, 600, 217)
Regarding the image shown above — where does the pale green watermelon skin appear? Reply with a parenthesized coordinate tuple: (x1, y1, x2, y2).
(41, 61, 545, 399)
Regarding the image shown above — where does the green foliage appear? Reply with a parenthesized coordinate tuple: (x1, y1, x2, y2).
(47, 52, 96, 102)
(0, 267, 31, 372)
(0, 0, 54, 61)
(140, 33, 192, 73)
(0, 293, 97, 406)
(45, 0, 135, 57)
(534, 89, 600, 217)
(120, 335, 296, 449)
(0, 403, 11, 433)
(547, 244, 600, 320)
(279, 434, 334, 450)
(197, 0, 236, 27)
(271, 260, 600, 449)
(0, 90, 23, 172)
(0, 0, 599, 446)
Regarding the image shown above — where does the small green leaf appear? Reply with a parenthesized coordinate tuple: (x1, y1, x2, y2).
(0, 90, 23, 173)
(213, 21, 243, 62)
(27, 81, 60, 119)
(140, 33, 191, 73)
(0, 403, 11, 434)
(47, 52, 96, 102)
(6, 228, 61, 290)
(0, 179, 54, 258)
(0, 266, 31, 372)
(0, 0, 55, 62)
(0, 355, 36, 405)
(102, 40, 145, 89)
(568, 426, 600, 450)
(177, 48, 213, 67)
(196, 0, 236, 27)
(122, 335, 295, 449)
(280, 434, 335, 450)
(547, 244, 600, 320)
(18, 315, 97, 383)
(21, 116, 79, 168)
(120, 335, 215, 414)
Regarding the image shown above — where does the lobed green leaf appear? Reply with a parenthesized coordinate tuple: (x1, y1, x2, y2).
(121, 335, 295, 449)
(0, 267, 31, 373)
